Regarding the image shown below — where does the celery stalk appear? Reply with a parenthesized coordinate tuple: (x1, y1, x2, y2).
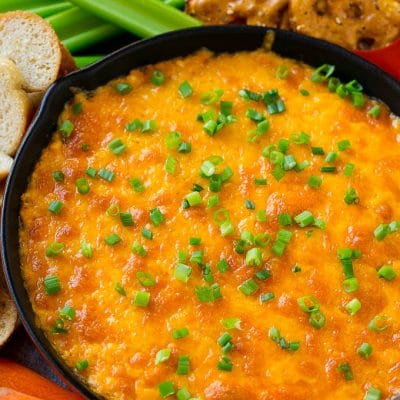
(69, 0, 202, 38)
(29, 3, 73, 18)
(47, 7, 122, 52)
(0, 0, 69, 13)
(74, 55, 104, 68)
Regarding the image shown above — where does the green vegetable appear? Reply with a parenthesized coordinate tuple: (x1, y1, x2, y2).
(155, 348, 171, 364)
(74, 55, 103, 68)
(132, 291, 150, 307)
(44, 275, 61, 295)
(158, 381, 175, 398)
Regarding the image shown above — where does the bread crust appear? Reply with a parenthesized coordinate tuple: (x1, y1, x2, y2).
(0, 287, 18, 348)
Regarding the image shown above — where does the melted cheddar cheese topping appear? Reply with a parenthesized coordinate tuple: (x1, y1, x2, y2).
(20, 49, 400, 400)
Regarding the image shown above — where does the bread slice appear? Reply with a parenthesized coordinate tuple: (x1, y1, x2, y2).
(0, 287, 18, 348)
(0, 11, 76, 92)
(0, 153, 13, 180)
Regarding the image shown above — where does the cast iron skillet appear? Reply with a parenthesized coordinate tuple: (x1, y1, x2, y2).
(2, 26, 400, 399)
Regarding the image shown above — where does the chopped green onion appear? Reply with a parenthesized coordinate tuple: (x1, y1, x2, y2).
(86, 167, 97, 178)
(300, 89, 310, 96)
(311, 146, 325, 155)
(262, 89, 285, 114)
(328, 77, 341, 92)
(352, 92, 365, 107)
(338, 362, 353, 380)
(50, 319, 67, 334)
(189, 237, 201, 246)
(75, 360, 88, 372)
(239, 278, 259, 295)
(245, 248, 262, 267)
(320, 166, 336, 173)
(220, 100, 233, 116)
(150, 208, 164, 226)
(129, 177, 144, 192)
(114, 82, 132, 94)
(141, 119, 157, 133)
(246, 108, 265, 122)
(133, 291, 150, 307)
(106, 204, 120, 217)
(114, 282, 126, 296)
(283, 154, 297, 170)
(278, 213, 292, 226)
(291, 132, 310, 145)
(276, 65, 289, 79)
(178, 142, 191, 153)
(44, 275, 61, 295)
(46, 242, 64, 257)
(345, 298, 361, 315)
(344, 187, 359, 204)
(201, 88, 224, 105)
(155, 348, 171, 365)
(325, 151, 337, 163)
(72, 103, 82, 115)
(364, 387, 381, 400)
(343, 277, 359, 293)
(260, 292, 275, 303)
(120, 212, 134, 226)
(75, 177, 90, 194)
(125, 118, 143, 131)
(185, 191, 202, 206)
(374, 224, 390, 241)
(368, 105, 381, 118)
(218, 332, 232, 347)
(338, 140, 351, 151)
(48, 200, 64, 214)
(255, 269, 271, 281)
(190, 250, 204, 265)
(165, 131, 182, 150)
(254, 178, 267, 186)
(200, 160, 215, 177)
(108, 138, 126, 155)
(308, 175, 322, 188)
(131, 241, 147, 257)
(297, 296, 320, 313)
(217, 258, 229, 273)
(357, 342, 373, 359)
(220, 220, 234, 237)
(59, 120, 74, 137)
(81, 144, 90, 152)
(81, 241, 93, 258)
(294, 211, 314, 227)
(104, 233, 121, 246)
(59, 305, 75, 320)
(179, 81, 193, 98)
(309, 310, 326, 329)
(176, 388, 191, 400)
(368, 315, 390, 332)
(151, 70, 165, 86)
(220, 166, 233, 182)
(207, 194, 219, 208)
(136, 271, 155, 287)
(377, 265, 397, 281)
(272, 229, 292, 256)
(176, 355, 190, 375)
(272, 165, 285, 181)
(244, 199, 255, 210)
(336, 84, 348, 98)
(98, 169, 115, 182)
(222, 317, 241, 330)
(158, 381, 175, 398)
(53, 170, 64, 182)
(311, 64, 335, 82)
(173, 327, 189, 339)
(256, 210, 268, 222)
(195, 283, 222, 302)
(292, 264, 302, 273)
(239, 89, 261, 102)
(174, 263, 192, 283)
(217, 356, 233, 371)
(165, 155, 177, 174)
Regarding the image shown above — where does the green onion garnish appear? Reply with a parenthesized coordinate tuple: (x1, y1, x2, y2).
(272, 165, 285, 181)
(374, 223, 390, 240)
(239, 89, 261, 102)
(291, 132, 310, 145)
(294, 211, 314, 227)
(81, 241, 93, 258)
(151, 70, 165, 86)
(368, 105, 381, 118)
(222, 317, 241, 330)
(44, 275, 61, 295)
(320, 166, 336, 173)
(165, 155, 177, 174)
(308, 175, 322, 189)
(165, 131, 182, 150)
(190, 250, 204, 265)
(245, 248, 262, 267)
(254, 178, 267, 185)
(150, 208, 164, 226)
(337, 362, 353, 380)
(59, 305, 76, 320)
(299, 89, 310, 96)
(309, 311, 326, 329)
(278, 213, 292, 226)
(245, 199, 255, 210)
(131, 241, 147, 257)
(98, 169, 115, 182)
(106, 204, 120, 217)
(217, 259, 229, 273)
(344, 187, 359, 204)
(254, 269, 271, 281)
(345, 298, 361, 315)
(344, 163, 355, 177)
(176, 388, 191, 400)
(129, 177, 144, 192)
(338, 139, 351, 151)
(72, 103, 82, 115)
(325, 151, 338, 163)
(217, 356, 233, 371)
(260, 292, 275, 303)
(276, 65, 289, 79)
(125, 119, 143, 131)
(357, 342, 373, 359)
(297, 296, 320, 313)
(185, 191, 202, 207)
(136, 271, 156, 287)
(311, 64, 335, 82)
(179, 81, 193, 98)
(114, 82, 132, 94)
(174, 263, 192, 283)
(108, 138, 126, 155)
(176, 355, 190, 375)
(75, 360, 88, 372)
(195, 283, 222, 302)
(81, 144, 89, 152)
(46, 242, 64, 257)
(246, 108, 265, 122)
(75, 178, 90, 194)
(155, 348, 171, 365)
(238, 278, 259, 295)
(119, 212, 134, 226)
(256, 210, 268, 222)
(377, 265, 397, 281)
(86, 167, 97, 178)
(158, 381, 175, 398)
(262, 89, 285, 114)
(104, 233, 121, 246)
(207, 194, 219, 208)
(311, 146, 325, 155)
(53, 170, 64, 182)
(364, 387, 381, 400)
(343, 277, 359, 293)
(352, 92, 365, 107)
(59, 120, 74, 137)
(189, 237, 201, 245)
(272, 229, 292, 256)
(141, 119, 157, 133)
(201, 88, 224, 105)
(132, 291, 150, 307)
(368, 315, 390, 332)
(48, 200, 64, 214)
(173, 327, 189, 339)
(178, 142, 191, 153)
(114, 282, 126, 296)
(50, 319, 67, 334)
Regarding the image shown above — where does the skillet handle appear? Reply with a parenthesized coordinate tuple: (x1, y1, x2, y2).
(354, 38, 400, 81)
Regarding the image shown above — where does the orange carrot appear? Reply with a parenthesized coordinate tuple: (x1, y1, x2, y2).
(0, 359, 84, 400)
(0, 388, 43, 400)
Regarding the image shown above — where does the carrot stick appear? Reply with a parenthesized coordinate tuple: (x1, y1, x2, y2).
(0, 388, 43, 400)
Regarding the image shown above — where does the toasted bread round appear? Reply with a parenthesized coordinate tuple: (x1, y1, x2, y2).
(0, 288, 18, 348)
(0, 153, 13, 180)
(0, 11, 63, 92)
(289, 0, 400, 50)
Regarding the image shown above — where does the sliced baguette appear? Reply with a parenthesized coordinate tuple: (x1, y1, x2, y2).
(0, 153, 13, 180)
(0, 57, 31, 156)
(0, 11, 76, 92)
(0, 287, 18, 348)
